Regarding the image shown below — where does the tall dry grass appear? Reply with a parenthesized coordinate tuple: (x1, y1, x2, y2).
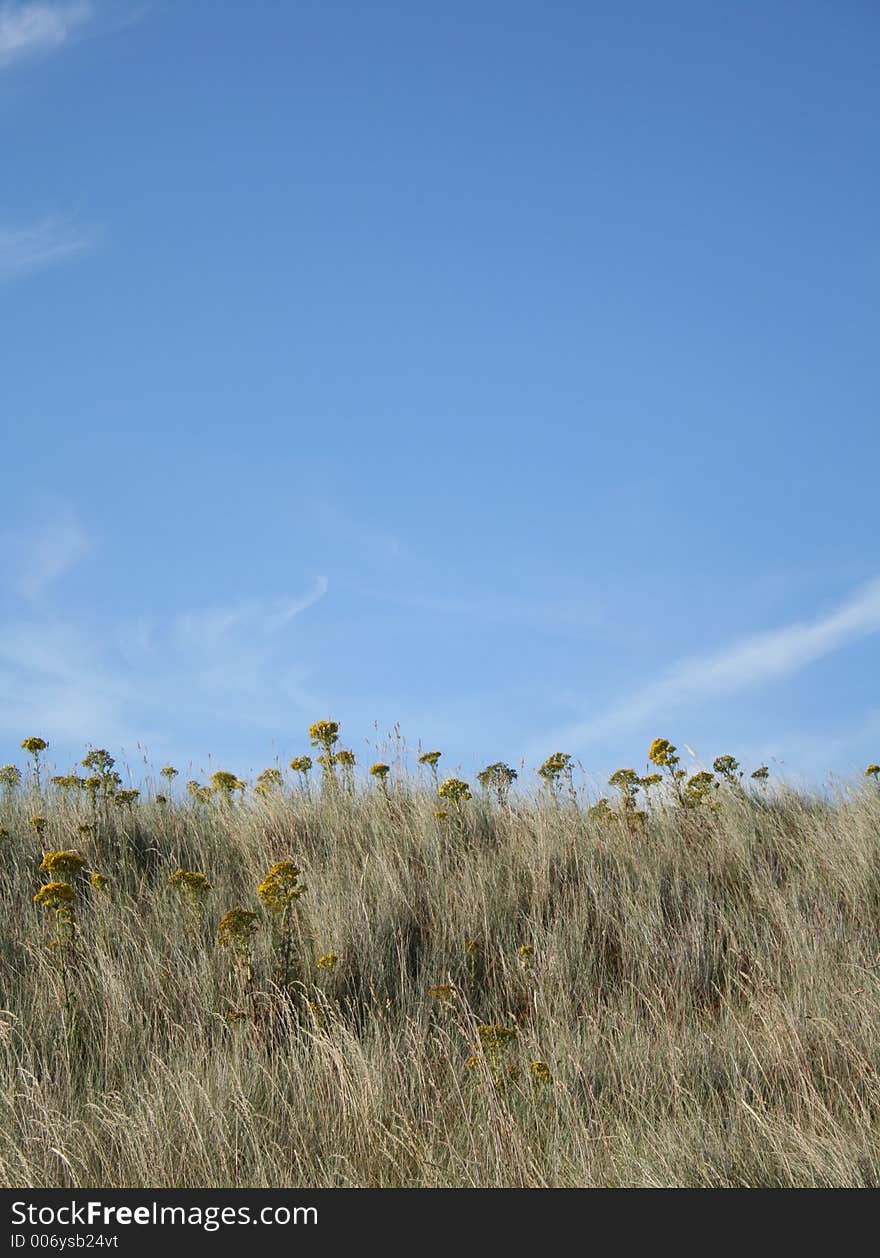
(2, 771, 880, 1187)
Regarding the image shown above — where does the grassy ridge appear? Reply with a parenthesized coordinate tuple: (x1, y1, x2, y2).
(2, 762, 880, 1187)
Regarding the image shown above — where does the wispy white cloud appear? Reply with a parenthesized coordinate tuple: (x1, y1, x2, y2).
(0, 572, 331, 762)
(0, 1, 93, 66)
(0, 216, 93, 280)
(173, 578, 330, 648)
(9, 513, 92, 601)
(532, 576, 880, 756)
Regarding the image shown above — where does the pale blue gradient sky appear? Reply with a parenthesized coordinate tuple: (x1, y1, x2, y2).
(2, 1, 878, 788)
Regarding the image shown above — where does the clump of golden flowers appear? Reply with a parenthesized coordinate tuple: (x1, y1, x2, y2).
(608, 767, 641, 812)
(529, 1061, 552, 1083)
(517, 943, 534, 970)
(160, 765, 178, 783)
(289, 755, 312, 776)
(168, 869, 212, 907)
(22, 736, 48, 786)
(218, 907, 260, 959)
(864, 764, 879, 780)
(588, 797, 617, 825)
(81, 749, 122, 798)
(34, 879, 76, 944)
(370, 762, 390, 794)
(683, 770, 718, 809)
(308, 721, 340, 754)
(187, 780, 212, 805)
(0, 764, 21, 792)
(438, 777, 471, 804)
(82, 776, 103, 802)
(306, 999, 327, 1029)
(211, 770, 246, 800)
(467, 1023, 518, 1084)
(51, 773, 85, 792)
(427, 983, 455, 1004)
(34, 880, 74, 910)
(475, 1023, 517, 1053)
(255, 768, 284, 797)
(648, 738, 678, 768)
(477, 761, 518, 804)
(538, 752, 572, 797)
(28, 816, 48, 836)
(114, 789, 140, 809)
(647, 738, 687, 800)
(713, 754, 741, 784)
(256, 862, 307, 915)
(316, 952, 338, 971)
(751, 765, 769, 782)
(39, 850, 85, 882)
(89, 871, 109, 892)
(418, 750, 441, 768)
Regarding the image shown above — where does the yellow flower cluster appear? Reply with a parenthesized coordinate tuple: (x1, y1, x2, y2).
(308, 721, 340, 752)
(438, 777, 471, 803)
(539, 752, 570, 780)
(211, 771, 245, 796)
(256, 862, 306, 914)
(33, 880, 74, 909)
(217, 907, 259, 951)
(39, 850, 85, 882)
(168, 869, 212, 904)
(713, 754, 741, 783)
(475, 1023, 517, 1054)
(648, 738, 678, 768)
(477, 761, 517, 802)
(467, 1023, 519, 1082)
(21, 737, 48, 756)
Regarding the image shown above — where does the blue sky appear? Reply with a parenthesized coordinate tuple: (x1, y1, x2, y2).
(1, 0, 878, 789)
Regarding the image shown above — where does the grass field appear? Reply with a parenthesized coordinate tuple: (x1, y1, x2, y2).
(2, 733, 880, 1187)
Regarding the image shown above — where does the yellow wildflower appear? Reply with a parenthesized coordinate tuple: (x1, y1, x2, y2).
(218, 907, 260, 951)
(438, 777, 471, 804)
(39, 850, 85, 882)
(257, 861, 306, 914)
(308, 721, 340, 752)
(34, 881, 74, 909)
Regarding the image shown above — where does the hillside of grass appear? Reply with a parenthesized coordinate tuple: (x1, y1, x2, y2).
(2, 734, 880, 1187)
